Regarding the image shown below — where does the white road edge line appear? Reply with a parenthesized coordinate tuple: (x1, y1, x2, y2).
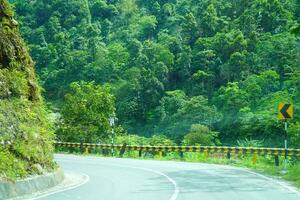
(214, 163, 300, 196)
(56, 157, 179, 200)
(102, 163, 180, 200)
(55, 155, 300, 199)
(27, 174, 90, 200)
(242, 168, 300, 197)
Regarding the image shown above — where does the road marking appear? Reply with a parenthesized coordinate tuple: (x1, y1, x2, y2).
(241, 168, 300, 196)
(101, 163, 180, 200)
(23, 173, 90, 200)
(203, 163, 300, 196)
(172, 161, 300, 196)
(57, 157, 179, 200)
(56, 155, 300, 199)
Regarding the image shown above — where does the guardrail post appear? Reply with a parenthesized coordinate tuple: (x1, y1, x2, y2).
(180, 151, 184, 160)
(111, 144, 114, 157)
(104, 148, 109, 156)
(197, 152, 201, 160)
(159, 151, 163, 159)
(69, 146, 74, 154)
(151, 148, 155, 157)
(227, 152, 231, 159)
(119, 143, 127, 157)
(252, 153, 257, 164)
(203, 150, 208, 160)
(99, 146, 103, 155)
(139, 149, 142, 158)
(274, 155, 280, 166)
(80, 142, 83, 154)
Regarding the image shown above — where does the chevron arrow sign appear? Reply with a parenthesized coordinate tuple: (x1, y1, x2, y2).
(278, 103, 294, 120)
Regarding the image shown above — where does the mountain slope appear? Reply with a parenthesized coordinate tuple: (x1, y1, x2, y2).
(0, 0, 55, 180)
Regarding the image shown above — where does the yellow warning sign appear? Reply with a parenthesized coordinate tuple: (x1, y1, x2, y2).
(278, 103, 293, 120)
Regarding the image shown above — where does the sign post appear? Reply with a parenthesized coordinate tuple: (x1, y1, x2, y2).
(284, 120, 288, 167)
(278, 103, 294, 171)
(109, 116, 115, 156)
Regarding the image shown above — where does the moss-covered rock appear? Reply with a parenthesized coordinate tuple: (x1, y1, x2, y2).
(0, 0, 55, 180)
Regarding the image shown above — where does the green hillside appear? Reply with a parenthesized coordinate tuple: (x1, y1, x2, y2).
(9, 0, 300, 147)
(0, 0, 55, 180)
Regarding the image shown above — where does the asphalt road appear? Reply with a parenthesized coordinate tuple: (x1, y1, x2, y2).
(39, 154, 300, 200)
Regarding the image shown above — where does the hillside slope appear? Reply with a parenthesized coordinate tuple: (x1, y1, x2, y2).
(0, 0, 55, 180)
(11, 0, 300, 147)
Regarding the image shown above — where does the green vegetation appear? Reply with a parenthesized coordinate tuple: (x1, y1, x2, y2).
(0, 0, 55, 180)
(56, 81, 115, 143)
(9, 0, 300, 148)
(182, 124, 219, 146)
(2, 0, 299, 183)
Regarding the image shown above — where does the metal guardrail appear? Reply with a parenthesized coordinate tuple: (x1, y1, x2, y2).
(54, 142, 300, 157)
(1, 141, 298, 166)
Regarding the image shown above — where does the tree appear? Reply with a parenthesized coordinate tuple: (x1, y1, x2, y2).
(199, 4, 219, 36)
(45, 15, 61, 41)
(289, 122, 300, 148)
(221, 51, 249, 82)
(12, 0, 300, 147)
(173, 45, 192, 89)
(107, 43, 130, 72)
(137, 15, 158, 40)
(160, 90, 187, 116)
(182, 124, 219, 146)
(158, 95, 221, 142)
(244, 0, 294, 33)
(253, 33, 299, 84)
(91, 0, 118, 19)
(138, 68, 164, 113)
(181, 12, 198, 44)
(214, 82, 249, 114)
(57, 81, 115, 143)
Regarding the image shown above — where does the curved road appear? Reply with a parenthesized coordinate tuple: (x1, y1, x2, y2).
(39, 154, 299, 200)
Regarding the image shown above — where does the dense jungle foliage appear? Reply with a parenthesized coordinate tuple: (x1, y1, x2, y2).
(0, 0, 55, 180)
(9, 0, 300, 147)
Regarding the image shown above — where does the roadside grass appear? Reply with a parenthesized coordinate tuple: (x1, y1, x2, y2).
(55, 147, 300, 189)
(283, 164, 300, 188)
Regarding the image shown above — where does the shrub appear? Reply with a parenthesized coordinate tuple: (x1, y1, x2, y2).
(237, 138, 264, 147)
(182, 124, 219, 146)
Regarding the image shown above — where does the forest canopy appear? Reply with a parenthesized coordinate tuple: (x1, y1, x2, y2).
(9, 0, 300, 147)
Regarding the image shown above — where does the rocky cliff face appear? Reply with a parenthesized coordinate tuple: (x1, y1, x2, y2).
(0, 0, 39, 101)
(0, 0, 55, 180)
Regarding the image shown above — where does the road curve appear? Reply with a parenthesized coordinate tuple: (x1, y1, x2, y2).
(39, 154, 299, 200)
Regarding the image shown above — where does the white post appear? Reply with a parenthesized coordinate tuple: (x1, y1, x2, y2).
(109, 117, 115, 156)
(284, 121, 288, 171)
(111, 127, 114, 156)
